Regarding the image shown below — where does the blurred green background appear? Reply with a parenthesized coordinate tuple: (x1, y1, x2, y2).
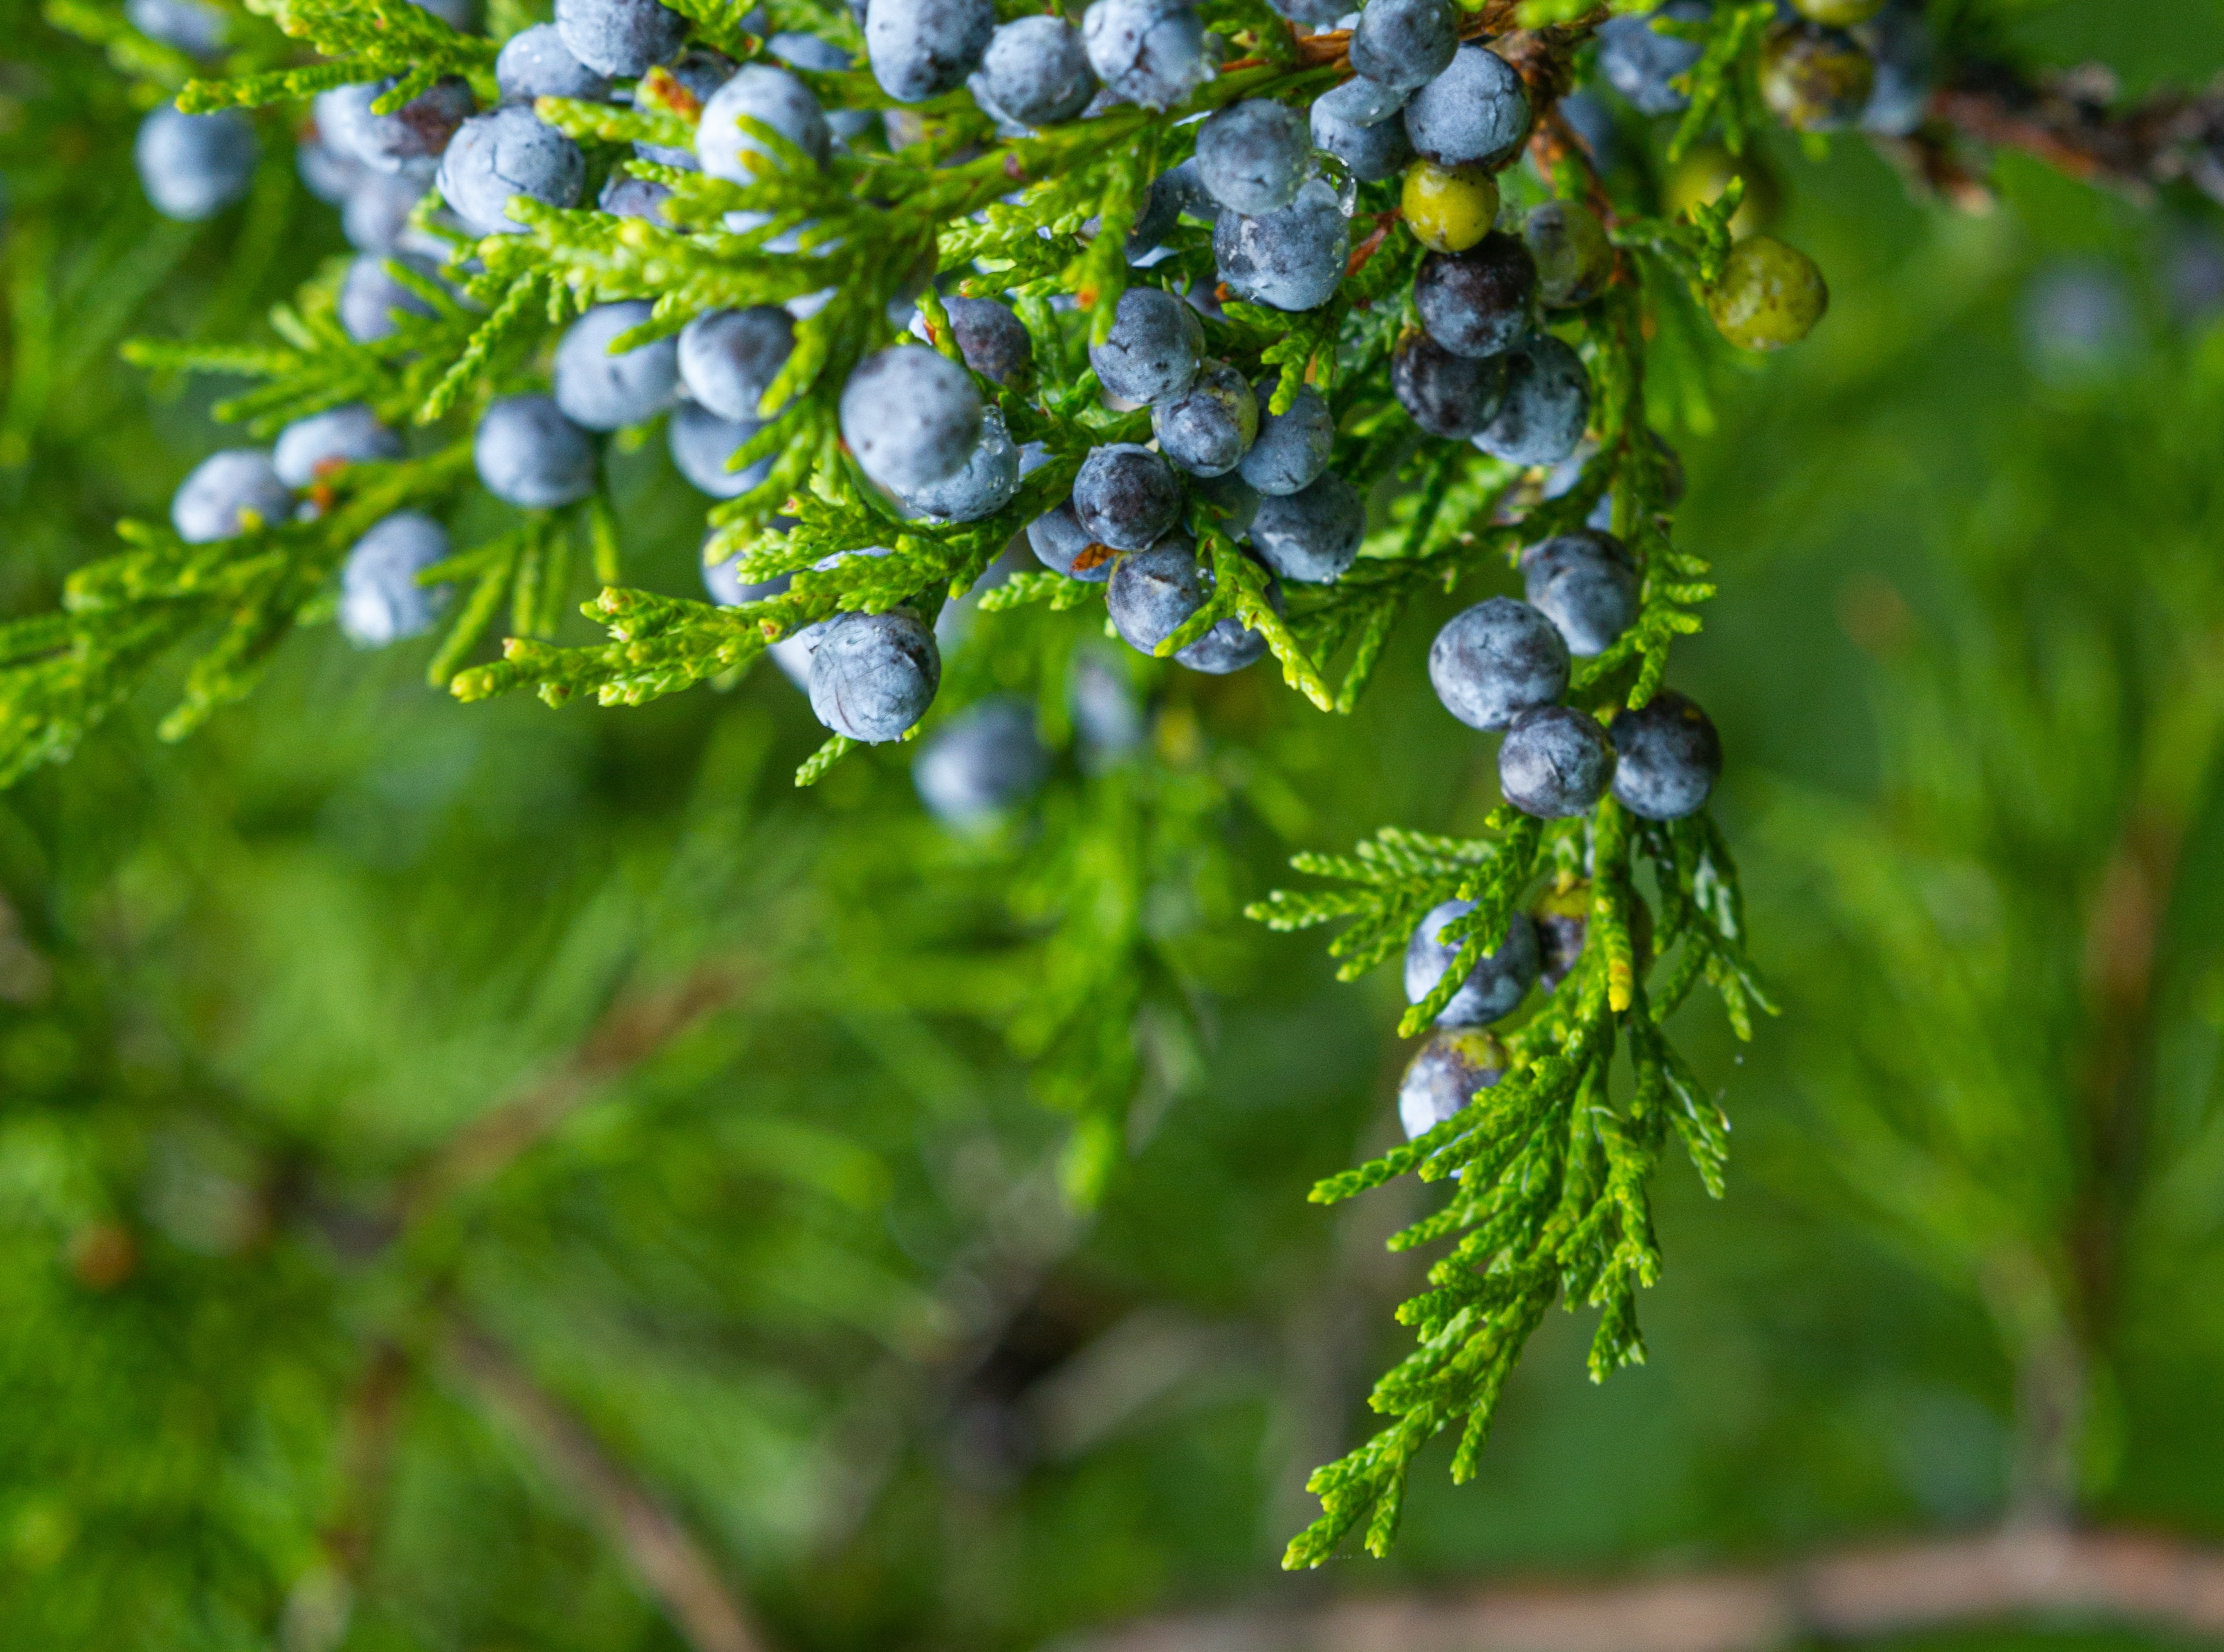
(10, 1, 2224, 1647)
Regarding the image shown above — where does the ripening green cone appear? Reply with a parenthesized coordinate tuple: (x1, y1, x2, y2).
(1665, 143, 1781, 240)
(1402, 160, 1501, 254)
(1707, 235, 1830, 350)
(1760, 22, 1877, 133)
(1790, 0, 1884, 23)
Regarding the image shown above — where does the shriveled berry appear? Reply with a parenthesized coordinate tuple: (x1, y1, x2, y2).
(1759, 21, 1875, 133)
(495, 23, 611, 100)
(839, 346, 984, 492)
(1499, 705, 1611, 818)
(553, 302, 679, 431)
(1706, 234, 1828, 349)
(970, 15, 1096, 125)
(1081, 0, 1210, 111)
(1391, 329, 1505, 440)
(1152, 358, 1258, 477)
(1088, 286, 1204, 406)
(678, 306, 795, 422)
(1524, 200, 1614, 307)
(317, 78, 475, 173)
(1521, 528, 1637, 656)
(1608, 689, 1721, 819)
(1413, 230, 1536, 358)
(1073, 443, 1180, 551)
(669, 402, 769, 497)
(1195, 98, 1312, 216)
(1401, 160, 1499, 255)
(899, 406, 1019, 521)
(810, 609, 942, 741)
(172, 450, 290, 543)
(942, 295, 1033, 385)
(1398, 1026, 1507, 1139)
(1405, 897, 1539, 1026)
(1214, 177, 1348, 312)
(1237, 380, 1333, 496)
(1403, 42, 1528, 167)
(1311, 89, 1414, 182)
(1429, 597, 1567, 730)
(1250, 473, 1362, 584)
(338, 253, 440, 342)
(914, 698, 1050, 826)
(555, 0, 687, 77)
(1026, 501, 1114, 582)
(1472, 335, 1589, 465)
(1597, 0, 1709, 116)
(135, 106, 257, 221)
(474, 394, 596, 508)
(340, 511, 450, 646)
(436, 105, 585, 235)
(1348, 0, 1457, 95)
(696, 65, 831, 181)
(867, 0, 994, 103)
(274, 404, 402, 487)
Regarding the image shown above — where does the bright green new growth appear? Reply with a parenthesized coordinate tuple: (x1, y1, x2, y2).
(17, 0, 1821, 1566)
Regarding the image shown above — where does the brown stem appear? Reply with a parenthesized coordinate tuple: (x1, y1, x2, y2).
(1920, 65, 2224, 208)
(445, 1315, 774, 1652)
(1073, 1527, 2224, 1652)
(392, 963, 748, 1225)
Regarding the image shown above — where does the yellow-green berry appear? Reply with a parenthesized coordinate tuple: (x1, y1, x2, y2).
(1790, 0, 1884, 23)
(1402, 160, 1501, 254)
(1707, 235, 1829, 351)
(1759, 21, 1876, 133)
(1523, 199, 1614, 308)
(1665, 144, 1781, 240)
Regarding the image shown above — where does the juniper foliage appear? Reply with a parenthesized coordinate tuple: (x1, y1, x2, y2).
(7, 0, 2224, 1619)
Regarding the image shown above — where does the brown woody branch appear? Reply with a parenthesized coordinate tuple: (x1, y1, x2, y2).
(446, 1315, 775, 1652)
(1929, 62, 2224, 205)
(1075, 1527, 2224, 1652)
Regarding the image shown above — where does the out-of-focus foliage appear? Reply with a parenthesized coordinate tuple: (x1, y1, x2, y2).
(12, 0, 2224, 1648)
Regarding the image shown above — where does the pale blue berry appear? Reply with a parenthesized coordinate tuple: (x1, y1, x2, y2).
(172, 450, 291, 543)
(273, 404, 403, 488)
(340, 511, 450, 645)
(552, 301, 680, 431)
(474, 394, 596, 508)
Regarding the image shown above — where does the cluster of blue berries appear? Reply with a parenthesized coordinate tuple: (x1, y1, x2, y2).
(1425, 532, 1719, 822)
(132, 0, 1785, 844)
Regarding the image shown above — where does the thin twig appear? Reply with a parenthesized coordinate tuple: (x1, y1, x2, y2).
(445, 1315, 775, 1652)
(393, 963, 748, 1223)
(1072, 1527, 2224, 1652)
